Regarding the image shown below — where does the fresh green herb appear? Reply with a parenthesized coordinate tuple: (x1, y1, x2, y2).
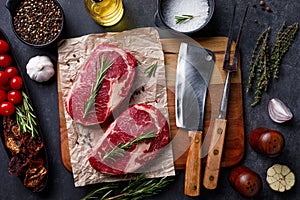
(84, 56, 114, 118)
(144, 62, 158, 77)
(247, 22, 298, 107)
(175, 14, 197, 24)
(103, 130, 157, 161)
(16, 91, 38, 138)
(81, 185, 119, 200)
(247, 27, 271, 107)
(271, 22, 299, 79)
(247, 27, 271, 94)
(81, 175, 174, 200)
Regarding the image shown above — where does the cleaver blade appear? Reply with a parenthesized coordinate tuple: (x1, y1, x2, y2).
(175, 42, 214, 196)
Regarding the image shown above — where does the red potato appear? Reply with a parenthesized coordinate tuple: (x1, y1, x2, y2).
(229, 166, 263, 198)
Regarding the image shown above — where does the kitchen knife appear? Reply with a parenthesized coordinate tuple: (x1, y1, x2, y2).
(176, 42, 215, 196)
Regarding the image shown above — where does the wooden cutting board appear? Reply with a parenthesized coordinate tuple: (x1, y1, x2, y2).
(58, 36, 244, 172)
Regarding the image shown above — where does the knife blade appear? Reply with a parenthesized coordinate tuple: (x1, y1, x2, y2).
(176, 42, 215, 196)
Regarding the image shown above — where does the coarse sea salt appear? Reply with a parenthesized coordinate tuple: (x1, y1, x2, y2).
(162, 0, 209, 32)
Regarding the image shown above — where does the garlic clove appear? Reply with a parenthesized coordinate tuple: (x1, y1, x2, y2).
(268, 98, 293, 123)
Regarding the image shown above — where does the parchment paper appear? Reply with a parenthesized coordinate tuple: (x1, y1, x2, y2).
(57, 27, 175, 187)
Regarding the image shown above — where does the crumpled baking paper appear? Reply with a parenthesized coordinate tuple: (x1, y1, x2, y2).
(57, 27, 175, 187)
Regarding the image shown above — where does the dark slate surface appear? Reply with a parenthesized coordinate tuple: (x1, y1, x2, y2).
(0, 0, 299, 199)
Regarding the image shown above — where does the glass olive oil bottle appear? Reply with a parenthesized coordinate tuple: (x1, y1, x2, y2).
(85, 0, 124, 26)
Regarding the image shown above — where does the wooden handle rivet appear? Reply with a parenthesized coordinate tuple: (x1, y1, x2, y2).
(213, 149, 219, 155)
(193, 185, 197, 190)
(194, 162, 199, 167)
(209, 176, 215, 181)
(217, 128, 223, 134)
(195, 139, 200, 143)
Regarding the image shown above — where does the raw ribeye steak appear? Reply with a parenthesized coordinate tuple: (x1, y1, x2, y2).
(88, 104, 170, 175)
(66, 44, 137, 125)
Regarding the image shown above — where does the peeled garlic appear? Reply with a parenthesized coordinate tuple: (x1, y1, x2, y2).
(266, 164, 295, 192)
(268, 98, 293, 123)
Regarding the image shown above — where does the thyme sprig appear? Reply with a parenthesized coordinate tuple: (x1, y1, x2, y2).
(271, 22, 299, 79)
(81, 175, 174, 200)
(84, 56, 114, 118)
(16, 91, 38, 138)
(247, 27, 271, 93)
(103, 130, 157, 161)
(247, 22, 298, 107)
(175, 14, 198, 24)
(144, 62, 158, 77)
(247, 27, 271, 107)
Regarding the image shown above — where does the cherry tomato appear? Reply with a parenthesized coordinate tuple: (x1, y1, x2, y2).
(9, 76, 23, 90)
(7, 90, 22, 105)
(0, 71, 9, 85)
(0, 54, 13, 67)
(0, 40, 9, 54)
(5, 66, 19, 79)
(0, 90, 7, 103)
(0, 83, 11, 91)
(0, 102, 15, 116)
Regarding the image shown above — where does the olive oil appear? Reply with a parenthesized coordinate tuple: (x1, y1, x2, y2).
(85, 0, 124, 26)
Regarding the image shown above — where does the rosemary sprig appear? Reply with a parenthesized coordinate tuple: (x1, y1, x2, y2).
(81, 185, 119, 200)
(103, 130, 157, 161)
(175, 14, 197, 24)
(15, 91, 38, 138)
(83, 56, 114, 118)
(144, 62, 158, 77)
(81, 175, 174, 200)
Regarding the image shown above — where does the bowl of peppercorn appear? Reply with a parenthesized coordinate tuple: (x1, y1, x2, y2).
(6, 0, 64, 48)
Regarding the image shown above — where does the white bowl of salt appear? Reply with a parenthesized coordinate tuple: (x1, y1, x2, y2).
(157, 0, 215, 34)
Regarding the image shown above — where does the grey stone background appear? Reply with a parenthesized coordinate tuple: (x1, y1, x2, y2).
(0, 0, 299, 199)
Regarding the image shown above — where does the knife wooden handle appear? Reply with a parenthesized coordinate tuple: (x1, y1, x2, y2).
(184, 130, 202, 196)
(203, 118, 227, 189)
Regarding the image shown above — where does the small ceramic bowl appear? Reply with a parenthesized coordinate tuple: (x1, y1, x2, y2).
(6, 0, 65, 48)
(156, 0, 215, 34)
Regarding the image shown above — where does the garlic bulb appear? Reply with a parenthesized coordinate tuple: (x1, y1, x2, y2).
(26, 55, 55, 82)
(268, 98, 293, 123)
(266, 164, 295, 192)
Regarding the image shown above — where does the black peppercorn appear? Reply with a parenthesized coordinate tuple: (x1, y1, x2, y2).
(13, 0, 63, 45)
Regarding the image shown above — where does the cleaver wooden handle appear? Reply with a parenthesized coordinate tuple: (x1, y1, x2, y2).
(203, 118, 227, 189)
(184, 130, 202, 196)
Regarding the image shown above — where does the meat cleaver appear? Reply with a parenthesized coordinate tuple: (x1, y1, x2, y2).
(176, 42, 215, 196)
